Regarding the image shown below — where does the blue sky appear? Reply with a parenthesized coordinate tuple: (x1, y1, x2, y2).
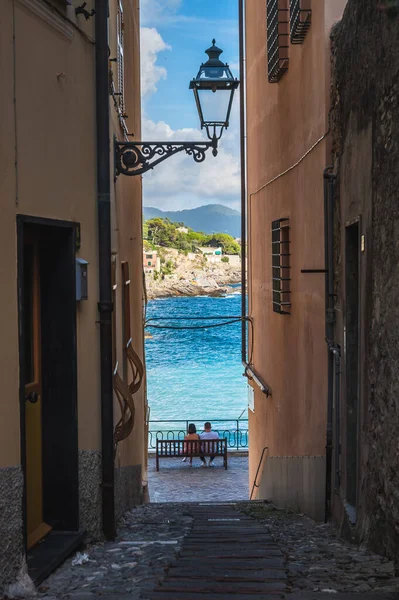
(140, 0, 240, 212)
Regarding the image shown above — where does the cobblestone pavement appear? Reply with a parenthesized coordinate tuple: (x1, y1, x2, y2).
(15, 500, 399, 599)
(36, 504, 191, 600)
(239, 502, 399, 595)
(147, 453, 249, 502)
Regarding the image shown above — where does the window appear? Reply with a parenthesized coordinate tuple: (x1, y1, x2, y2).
(147, 261, 152, 266)
(117, 0, 125, 114)
(271, 218, 291, 314)
(146, 254, 153, 259)
(290, 0, 311, 44)
(266, 0, 289, 83)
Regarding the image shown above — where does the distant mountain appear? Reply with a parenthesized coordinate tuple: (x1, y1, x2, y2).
(143, 204, 241, 238)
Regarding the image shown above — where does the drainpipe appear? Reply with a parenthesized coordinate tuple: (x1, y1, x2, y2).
(324, 167, 336, 521)
(238, 0, 246, 364)
(239, 0, 271, 398)
(95, 0, 116, 540)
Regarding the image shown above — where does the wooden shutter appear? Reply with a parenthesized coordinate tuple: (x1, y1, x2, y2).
(117, 0, 125, 113)
(290, 0, 311, 44)
(266, 0, 289, 83)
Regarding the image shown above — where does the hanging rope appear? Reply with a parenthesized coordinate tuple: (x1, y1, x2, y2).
(145, 315, 250, 331)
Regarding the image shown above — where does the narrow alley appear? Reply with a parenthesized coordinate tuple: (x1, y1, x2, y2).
(36, 497, 399, 600)
(1, 0, 399, 597)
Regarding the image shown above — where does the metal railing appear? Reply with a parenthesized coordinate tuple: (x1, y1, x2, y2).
(148, 419, 248, 451)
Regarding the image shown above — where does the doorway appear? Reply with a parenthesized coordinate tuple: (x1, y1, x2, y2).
(23, 232, 52, 548)
(345, 221, 360, 511)
(18, 216, 80, 562)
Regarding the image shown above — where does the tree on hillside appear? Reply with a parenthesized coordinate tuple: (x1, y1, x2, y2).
(143, 217, 241, 255)
(204, 233, 241, 255)
(146, 217, 177, 247)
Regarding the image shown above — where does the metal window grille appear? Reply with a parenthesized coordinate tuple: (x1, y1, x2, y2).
(117, 0, 125, 114)
(272, 218, 291, 314)
(266, 0, 289, 83)
(290, 0, 312, 44)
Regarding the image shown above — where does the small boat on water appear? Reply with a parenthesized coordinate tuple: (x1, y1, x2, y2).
(145, 332, 153, 339)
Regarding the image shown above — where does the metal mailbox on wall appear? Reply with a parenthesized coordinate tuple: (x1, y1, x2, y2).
(76, 258, 88, 301)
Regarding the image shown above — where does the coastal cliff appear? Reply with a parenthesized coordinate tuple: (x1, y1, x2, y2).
(144, 248, 241, 299)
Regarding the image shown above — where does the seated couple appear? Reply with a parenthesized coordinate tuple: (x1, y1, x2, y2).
(182, 422, 219, 467)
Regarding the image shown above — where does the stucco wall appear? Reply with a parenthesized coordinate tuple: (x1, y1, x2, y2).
(109, 0, 146, 500)
(331, 0, 399, 562)
(246, 0, 346, 515)
(0, 0, 145, 590)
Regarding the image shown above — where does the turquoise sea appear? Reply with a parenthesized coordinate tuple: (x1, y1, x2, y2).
(145, 292, 248, 431)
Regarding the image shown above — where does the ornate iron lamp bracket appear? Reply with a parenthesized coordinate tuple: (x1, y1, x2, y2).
(115, 138, 218, 177)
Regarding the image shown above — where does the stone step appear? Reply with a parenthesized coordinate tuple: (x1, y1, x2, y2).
(168, 557, 286, 570)
(166, 567, 287, 580)
(173, 557, 286, 570)
(177, 548, 285, 560)
(155, 580, 287, 593)
(146, 593, 286, 600)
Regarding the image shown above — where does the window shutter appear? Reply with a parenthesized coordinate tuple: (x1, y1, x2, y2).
(117, 0, 125, 114)
(290, 0, 312, 44)
(266, 0, 289, 83)
(271, 218, 291, 314)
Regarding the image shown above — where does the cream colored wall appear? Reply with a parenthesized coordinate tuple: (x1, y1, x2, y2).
(246, 1, 346, 496)
(109, 0, 146, 472)
(0, 3, 20, 468)
(0, 0, 101, 467)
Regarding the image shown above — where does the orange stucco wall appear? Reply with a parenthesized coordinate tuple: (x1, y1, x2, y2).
(109, 0, 147, 474)
(0, 0, 145, 476)
(0, 0, 99, 466)
(246, 0, 347, 497)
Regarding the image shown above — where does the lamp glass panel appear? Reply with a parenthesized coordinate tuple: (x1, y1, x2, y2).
(197, 88, 232, 124)
(198, 65, 233, 81)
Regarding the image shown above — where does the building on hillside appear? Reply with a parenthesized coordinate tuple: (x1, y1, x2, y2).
(329, 0, 399, 560)
(177, 226, 189, 234)
(198, 246, 223, 256)
(0, 0, 146, 591)
(245, 0, 347, 521)
(143, 250, 160, 273)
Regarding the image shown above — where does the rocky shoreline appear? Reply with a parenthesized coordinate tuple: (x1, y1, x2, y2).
(145, 248, 241, 300)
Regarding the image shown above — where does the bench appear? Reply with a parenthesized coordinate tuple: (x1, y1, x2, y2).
(156, 438, 228, 471)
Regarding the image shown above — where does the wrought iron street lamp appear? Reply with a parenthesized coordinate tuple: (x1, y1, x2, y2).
(115, 40, 239, 176)
(190, 39, 239, 148)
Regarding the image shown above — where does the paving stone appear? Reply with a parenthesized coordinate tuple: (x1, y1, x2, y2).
(147, 454, 249, 502)
(31, 457, 399, 599)
(238, 502, 399, 595)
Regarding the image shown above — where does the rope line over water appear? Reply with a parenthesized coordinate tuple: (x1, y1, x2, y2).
(145, 315, 250, 331)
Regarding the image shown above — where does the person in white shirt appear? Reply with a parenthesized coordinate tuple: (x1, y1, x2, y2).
(199, 422, 219, 467)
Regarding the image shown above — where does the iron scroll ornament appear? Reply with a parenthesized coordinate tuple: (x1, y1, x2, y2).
(114, 138, 218, 177)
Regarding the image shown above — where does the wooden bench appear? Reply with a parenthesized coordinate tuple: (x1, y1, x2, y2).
(156, 438, 228, 471)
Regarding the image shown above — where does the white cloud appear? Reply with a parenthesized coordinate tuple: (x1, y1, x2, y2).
(140, 27, 171, 97)
(142, 116, 240, 211)
(141, 0, 182, 26)
(139, 6, 241, 211)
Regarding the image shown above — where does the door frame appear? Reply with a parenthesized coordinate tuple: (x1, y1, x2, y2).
(343, 215, 361, 518)
(17, 215, 80, 551)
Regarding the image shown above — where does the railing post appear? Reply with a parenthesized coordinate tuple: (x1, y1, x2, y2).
(236, 420, 239, 450)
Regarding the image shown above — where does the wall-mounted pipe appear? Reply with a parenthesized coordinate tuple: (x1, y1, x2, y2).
(95, 0, 116, 540)
(239, 0, 246, 364)
(239, 0, 272, 399)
